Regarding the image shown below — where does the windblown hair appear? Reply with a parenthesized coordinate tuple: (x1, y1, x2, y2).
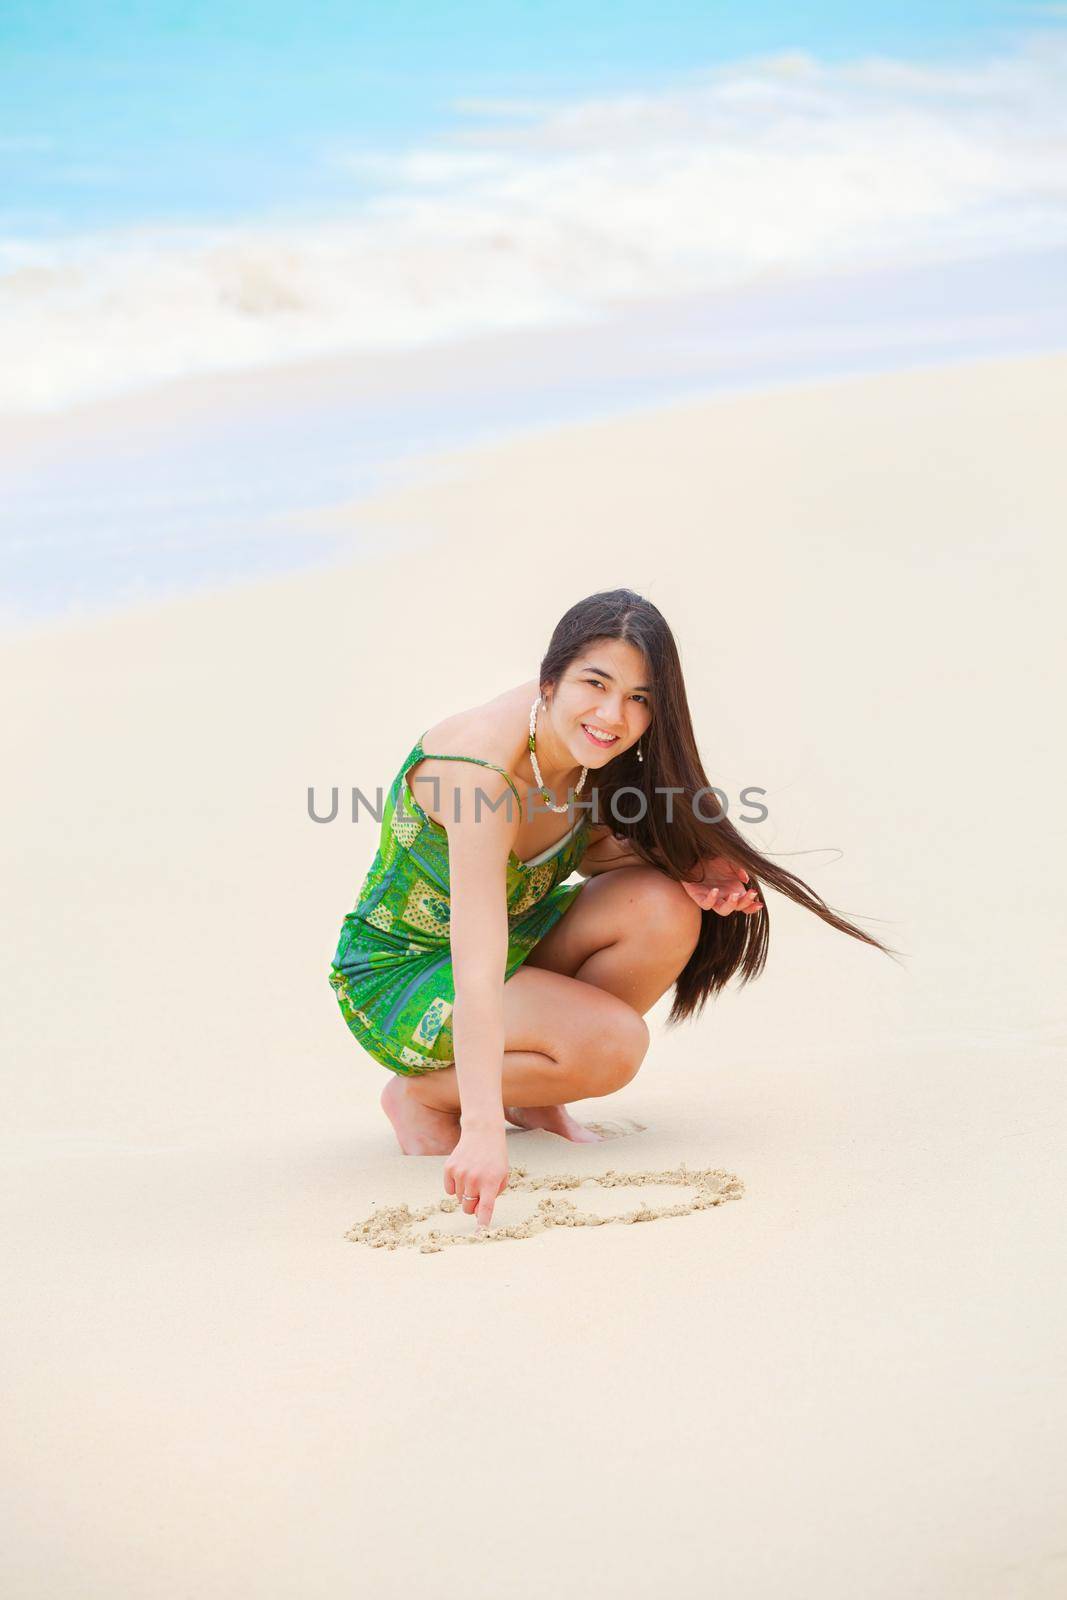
(539, 588, 902, 1027)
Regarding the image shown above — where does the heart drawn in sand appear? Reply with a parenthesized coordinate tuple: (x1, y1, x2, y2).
(345, 1163, 744, 1253)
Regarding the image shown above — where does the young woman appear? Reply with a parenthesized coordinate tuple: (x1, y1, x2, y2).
(329, 588, 895, 1228)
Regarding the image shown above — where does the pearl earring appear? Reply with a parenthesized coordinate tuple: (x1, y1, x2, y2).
(637, 741, 643, 762)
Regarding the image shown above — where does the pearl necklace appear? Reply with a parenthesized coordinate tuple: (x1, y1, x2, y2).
(528, 695, 588, 814)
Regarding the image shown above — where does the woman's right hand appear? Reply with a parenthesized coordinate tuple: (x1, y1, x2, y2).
(444, 1118, 509, 1229)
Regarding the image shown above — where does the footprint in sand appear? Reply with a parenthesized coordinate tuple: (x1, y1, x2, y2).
(577, 1116, 647, 1140)
(345, 1163, 744, 1252)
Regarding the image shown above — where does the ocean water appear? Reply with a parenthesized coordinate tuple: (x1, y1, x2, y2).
(2, 5, 1066, 624)
(3, 5, 1066, 411)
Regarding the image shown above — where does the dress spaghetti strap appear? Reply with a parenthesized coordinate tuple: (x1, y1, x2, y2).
(416, 734, 523, 810)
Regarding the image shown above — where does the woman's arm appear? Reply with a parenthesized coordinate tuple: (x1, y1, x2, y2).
(439, 765, 520, 1226)
(447, 792, 513, 1128)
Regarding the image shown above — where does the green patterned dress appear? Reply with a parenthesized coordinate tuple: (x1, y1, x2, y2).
(328, 732, 593, 1076)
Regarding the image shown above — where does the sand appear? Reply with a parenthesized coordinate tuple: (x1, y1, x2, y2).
(2, 350, 1066, 1598)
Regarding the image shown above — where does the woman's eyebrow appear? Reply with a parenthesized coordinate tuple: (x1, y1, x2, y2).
(580, 663, 652, 692)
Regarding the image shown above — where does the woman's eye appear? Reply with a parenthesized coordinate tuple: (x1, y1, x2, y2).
(585, 679, 647, 705)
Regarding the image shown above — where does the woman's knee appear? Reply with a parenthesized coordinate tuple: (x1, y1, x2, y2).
(502, 965, 649, 1097)
(625, 868, 703, 956)
(582, 999, 649, 1094)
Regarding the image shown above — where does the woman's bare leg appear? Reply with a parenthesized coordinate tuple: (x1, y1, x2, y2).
(504, 867, 701, 1138)
(380, 1049, 589, 1155)
(384, 870, 701, 1153)
(523, 867, 705, 1013)
(383, 967, 647, 1153)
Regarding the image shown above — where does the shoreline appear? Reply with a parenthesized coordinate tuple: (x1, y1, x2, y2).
(5, 345, 1066, 643)
(4, 244, 1066, 634)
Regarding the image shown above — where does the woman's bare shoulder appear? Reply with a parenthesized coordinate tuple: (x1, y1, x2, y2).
(421, 679, 539, 768)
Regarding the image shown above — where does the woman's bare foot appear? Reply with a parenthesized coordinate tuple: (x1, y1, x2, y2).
(381, 1076, 462, 1155)
(504, 1104, 604, 1142)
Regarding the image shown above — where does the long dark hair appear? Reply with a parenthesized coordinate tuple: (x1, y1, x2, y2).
(539, 588, 903, 1027)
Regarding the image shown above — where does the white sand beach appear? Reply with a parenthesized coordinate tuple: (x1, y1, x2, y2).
(3, 350, 1066, 1597)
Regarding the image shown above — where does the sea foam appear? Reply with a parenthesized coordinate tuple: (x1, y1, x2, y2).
(2, 35, 1066, 412)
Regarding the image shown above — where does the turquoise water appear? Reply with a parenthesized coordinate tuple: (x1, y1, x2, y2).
(3, 3, 1066, 626)
(0, 2, 1042, 235)
(2, 4, 1065, 411)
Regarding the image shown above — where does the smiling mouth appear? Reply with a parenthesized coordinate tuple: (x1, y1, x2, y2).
(580, 723, 620, 747)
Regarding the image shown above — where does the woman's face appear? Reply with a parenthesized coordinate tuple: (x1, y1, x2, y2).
(548, 639, 653, 765)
